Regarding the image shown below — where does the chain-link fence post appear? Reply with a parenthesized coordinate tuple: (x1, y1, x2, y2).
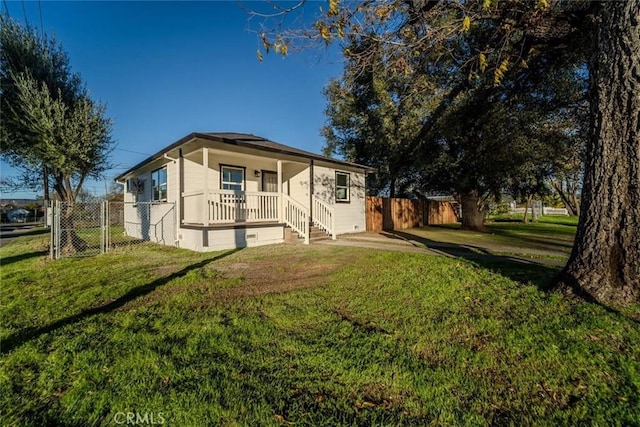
(55, 200, 61, 259)
(49, 201, 54, 260)
(106, 201, 111, 253)
(100, 200, 105, 255)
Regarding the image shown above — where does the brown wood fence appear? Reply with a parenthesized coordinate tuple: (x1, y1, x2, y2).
(365, 196, 459, 232)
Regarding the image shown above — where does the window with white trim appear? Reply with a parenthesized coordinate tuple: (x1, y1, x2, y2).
(221, 165, 245, 191)
(335, 171, 350, 202)
(151, 167, 167, 201)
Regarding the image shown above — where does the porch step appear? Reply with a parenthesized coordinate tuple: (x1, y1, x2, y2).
(309, 226, 330, 242)
(284, 225, 331, 243)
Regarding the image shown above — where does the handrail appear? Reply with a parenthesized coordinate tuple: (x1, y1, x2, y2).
(283, 194, 309, 244)
(312, 196, 335, 239)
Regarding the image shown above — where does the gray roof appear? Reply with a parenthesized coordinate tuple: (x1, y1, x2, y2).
(115, 132, 374, 181)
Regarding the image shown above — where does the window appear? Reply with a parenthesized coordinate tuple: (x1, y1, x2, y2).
(335, 171, 350, 202)
(151, 167, 167, 201)
(221, 165, 245, 191)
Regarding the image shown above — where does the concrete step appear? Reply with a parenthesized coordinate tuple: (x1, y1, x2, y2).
(285, 225, 331, 243)
(310, 226, 330, 242)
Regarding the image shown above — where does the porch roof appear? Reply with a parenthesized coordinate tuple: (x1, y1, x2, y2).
(115, 132, 375, 181)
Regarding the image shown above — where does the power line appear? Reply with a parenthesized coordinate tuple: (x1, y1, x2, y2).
(113, 147, 152, 156)
(2, 0, 10, 17)
(20, 0, 27, 25)
(38, 0, 43, 35)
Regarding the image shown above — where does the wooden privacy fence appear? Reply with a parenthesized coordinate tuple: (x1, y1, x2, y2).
(366, 196, 459, 232)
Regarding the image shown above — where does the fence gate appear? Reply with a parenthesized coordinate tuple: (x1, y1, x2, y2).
(50, 201, 175, 259)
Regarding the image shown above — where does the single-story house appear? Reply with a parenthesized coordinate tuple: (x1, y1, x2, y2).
(115, 132, 374, 252)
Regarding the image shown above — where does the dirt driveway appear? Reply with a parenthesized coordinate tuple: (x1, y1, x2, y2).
(318, 230, 567, 268)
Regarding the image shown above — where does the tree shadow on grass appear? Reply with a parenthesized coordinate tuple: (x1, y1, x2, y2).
(0, 249, 242, 355)
(386, 231, 640, 324)
(385, 230, 562, 291)
(0, 250, 48, 267)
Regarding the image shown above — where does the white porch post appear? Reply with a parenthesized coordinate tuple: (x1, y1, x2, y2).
(202, 147, 209, 225)
(176, 150, 183, 243)
(277, 159, 283, 223)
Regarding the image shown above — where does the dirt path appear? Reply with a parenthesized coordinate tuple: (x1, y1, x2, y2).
(318, 232, 566, 268)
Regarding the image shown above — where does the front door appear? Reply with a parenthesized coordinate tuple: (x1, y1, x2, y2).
(262, 171, 278, 192)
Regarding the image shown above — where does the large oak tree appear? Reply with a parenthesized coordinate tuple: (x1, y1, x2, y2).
(251, 0, 639, 306)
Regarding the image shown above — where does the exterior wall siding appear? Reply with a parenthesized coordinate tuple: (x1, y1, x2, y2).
(182, 157, 203, 194)
(313, 163, 367, 235)
(123, 202, 176, 245)
(284, 163, 311, 209)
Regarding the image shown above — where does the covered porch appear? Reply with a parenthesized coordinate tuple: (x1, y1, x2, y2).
(177, 145, 335, 243)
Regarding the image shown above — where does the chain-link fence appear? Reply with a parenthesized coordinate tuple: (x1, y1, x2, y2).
(50, 201, 175, 259)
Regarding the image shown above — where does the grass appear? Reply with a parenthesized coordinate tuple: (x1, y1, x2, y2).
(1, 230, 639, 426)
(382, 216, 578, 261)
(490, 213, 579, 226)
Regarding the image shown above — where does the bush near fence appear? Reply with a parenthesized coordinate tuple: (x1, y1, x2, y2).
(365, 196, 458, 232)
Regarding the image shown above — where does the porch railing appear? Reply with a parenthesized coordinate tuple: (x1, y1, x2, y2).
(182, 190, 280, 225)
(209, 190, 279, 223)
(312, 196, 336, 239)
(283, 195, 309, 244)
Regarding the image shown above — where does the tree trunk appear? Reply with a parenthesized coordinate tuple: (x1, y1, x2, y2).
(54, 174, 88, 254)
(389, 175, 397, 198)
(569, 193, 580, 217)
(460, 190, 485, 231)
(557, 0, 640, 305)
(531, 198, 538, 222)
(43, 164, 50, 202)
(59, 202, 88, 254)
(522, 195, 531, 223)
(551, 179, 578, 216)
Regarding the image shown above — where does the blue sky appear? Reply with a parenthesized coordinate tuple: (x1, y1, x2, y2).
(1, 1, 342, 198)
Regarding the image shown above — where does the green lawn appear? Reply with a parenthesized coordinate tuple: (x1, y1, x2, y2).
(1, 230, 639, 426)
(385, 216, 578, 260)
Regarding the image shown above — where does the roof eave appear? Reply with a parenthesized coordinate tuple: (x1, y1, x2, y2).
(114, 132, 375, 182)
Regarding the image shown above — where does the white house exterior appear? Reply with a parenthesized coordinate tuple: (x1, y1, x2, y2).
(115, 132, 373, 252)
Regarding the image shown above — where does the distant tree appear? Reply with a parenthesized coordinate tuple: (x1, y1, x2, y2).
(105, 182, 124, 202)
(548, 134, 584, 217)
(75, 188, 102, 204)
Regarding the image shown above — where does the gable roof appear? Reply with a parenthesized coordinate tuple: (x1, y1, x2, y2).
(115, 132, 374, 181)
